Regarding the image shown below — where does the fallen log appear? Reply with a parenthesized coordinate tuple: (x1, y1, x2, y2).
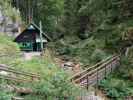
(13, 86, 33, 94)
(0, 84, 33, 94)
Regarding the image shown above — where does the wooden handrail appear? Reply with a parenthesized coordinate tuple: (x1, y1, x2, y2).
(0, 54, 40, 78)
(70, 55, 120, 87)
(70, 55, 117, 81)
(0, 64, 40, 78)
(0, 64, 41, 83)
(74, 56, 119, 83)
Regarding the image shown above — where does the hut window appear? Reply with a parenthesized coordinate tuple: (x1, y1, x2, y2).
(23, 43, 31, 47)
(19, 43, 31, 48)
(22, 43, 27, 47)
(19, 42, 33, 51)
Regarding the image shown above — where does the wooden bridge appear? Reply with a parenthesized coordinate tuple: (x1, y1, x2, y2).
(70, 55, 120, 89)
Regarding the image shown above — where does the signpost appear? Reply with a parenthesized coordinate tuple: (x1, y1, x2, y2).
(39, 21, 43, 52)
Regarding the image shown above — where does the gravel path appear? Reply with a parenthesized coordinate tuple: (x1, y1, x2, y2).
(23, 52, 41, 60)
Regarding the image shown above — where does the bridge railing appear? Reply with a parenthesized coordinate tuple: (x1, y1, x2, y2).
(0, 53, 41, 83)
(70, 55, 114, 80)
(70, 55, 120, 89)
(0, 64, 40, 83)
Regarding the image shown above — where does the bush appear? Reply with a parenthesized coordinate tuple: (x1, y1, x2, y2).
(31, 72, 80, 99)
(13, 55, 82, 100)
(0, 33, 20, 54)
(99, 78, 133, 99)
(0, 33, 20, 64)
(51, 37, 109, 66)
(0, 91, 13, 100)
(118, 56, 133, 81)
(90, 49, 107, 63)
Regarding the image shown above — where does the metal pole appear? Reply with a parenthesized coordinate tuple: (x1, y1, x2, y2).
(39, 21, 43, 52)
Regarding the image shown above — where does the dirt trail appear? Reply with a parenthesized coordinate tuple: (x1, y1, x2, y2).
(54, 57, 82, 74)
(23, 52, 41, 60)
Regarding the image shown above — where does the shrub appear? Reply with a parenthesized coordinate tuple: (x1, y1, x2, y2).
(99, 78, 133, 99)
(0, 91, 13, 100)
(14, 56, 82, 99)
(31, 72, 80, 99)
(0, 33, 20, 54)
(90, 49, 107, 63)
(118, 56, 133, 81)
(0, 33, 20, 65)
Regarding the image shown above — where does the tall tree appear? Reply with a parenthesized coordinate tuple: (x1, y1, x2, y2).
(11, 0, 64, 37)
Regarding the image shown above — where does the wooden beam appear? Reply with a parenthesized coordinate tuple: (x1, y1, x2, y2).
(39, 21, 43, 52)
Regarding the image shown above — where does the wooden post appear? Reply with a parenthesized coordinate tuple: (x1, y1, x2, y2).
(105, 64, 107, 79)
(39, 21, 43, 52)
(28, 0, 31, 24)
(96, 68, 99, 85)
(97, 69, 99, 87)
(86, 75, 89, 90)
(95, 68, 99, 96)
(111, 62, 113, 73)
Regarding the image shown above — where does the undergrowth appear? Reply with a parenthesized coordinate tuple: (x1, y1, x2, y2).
(99, 56, 133, 99)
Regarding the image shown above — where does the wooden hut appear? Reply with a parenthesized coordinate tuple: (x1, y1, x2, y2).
(14, 22, 51, 51)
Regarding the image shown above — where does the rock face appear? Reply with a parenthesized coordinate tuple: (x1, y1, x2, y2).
(0, 6, 21, 37)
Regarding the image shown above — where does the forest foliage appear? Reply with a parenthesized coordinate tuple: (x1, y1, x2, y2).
(0, 0, 21, 22)
(0, 0, 132, 99)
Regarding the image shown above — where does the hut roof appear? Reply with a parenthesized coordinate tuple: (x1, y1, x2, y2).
(15, 22, 52, 41)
